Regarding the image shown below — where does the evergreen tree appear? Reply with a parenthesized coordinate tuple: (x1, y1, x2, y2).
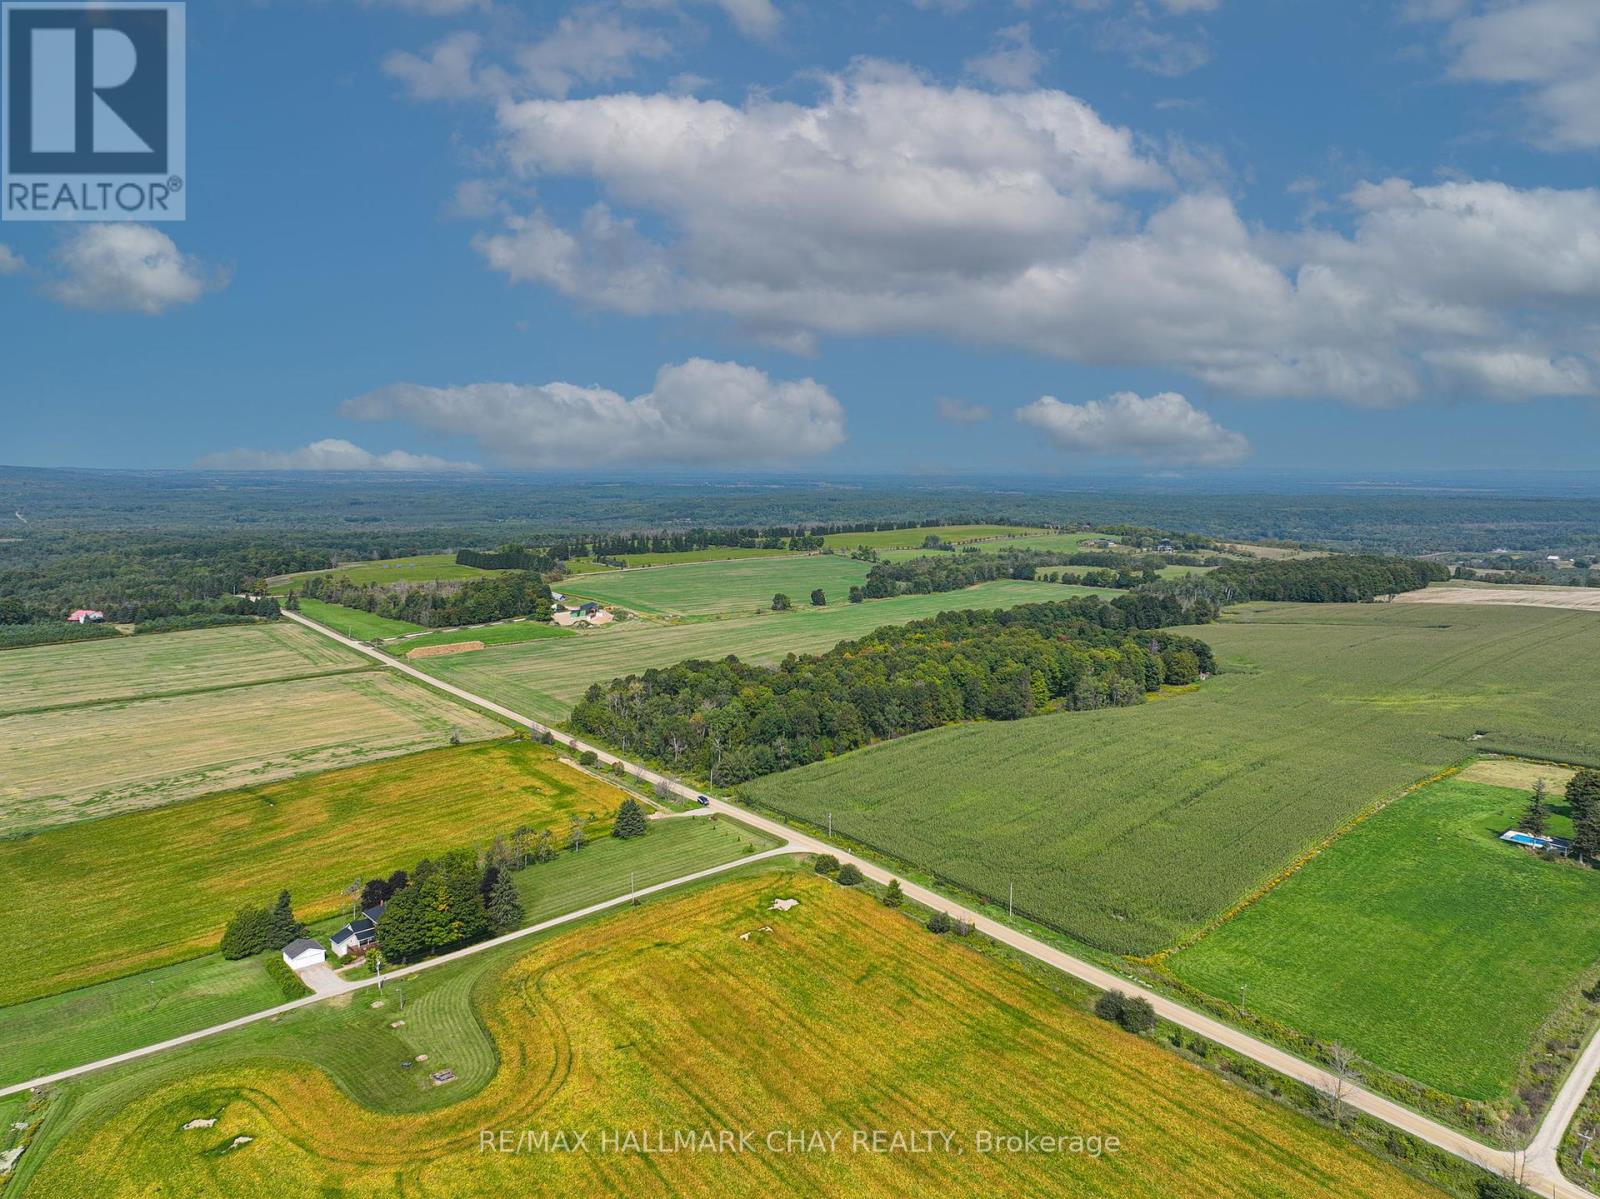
(220, 905, 275, 959)
(1568, 769, 1600, 826)
(1575, 806, 1600, 864)
(1520, 778, 1552, 838)
(487, 871, 525, 934)
(882, 878, 904, 907)
(810, 589, 826, 606)
(837, 863, 863, 886)
(772, 593, 793, 611)
(613, 797, 650, 839)
(926, 910, 952, 934)
(267, 890, 305, 949)
(377, 882, 427, 961)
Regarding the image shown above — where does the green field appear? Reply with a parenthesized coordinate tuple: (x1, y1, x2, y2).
(417, 580, 1101, 724)
(0, 621, 365, 717)
(295, 597, 426, 639)
(15, 872, 1440, 1199)
(0, 816, 771, 1087)
(392, 620, 575, 654)
(743, 603, 1600, 957)
(820, 524, 1049, 549)
(0, 740, 632, 1007)
(0, 670, 503, 836)
(270, 554, 501, 593)
(1170, 776, 1600, 1099)
(560, 554, 872, 617)
(563, 546, 795, 572)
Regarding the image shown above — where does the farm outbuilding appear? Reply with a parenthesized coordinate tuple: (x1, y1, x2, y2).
(282, 938, 327, 970)
(66, 609, 105, 624)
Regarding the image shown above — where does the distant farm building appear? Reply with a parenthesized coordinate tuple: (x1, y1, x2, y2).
(66, 609, 105, 624)
(282, 938, 327, 970)
(330, 906, 385, 958)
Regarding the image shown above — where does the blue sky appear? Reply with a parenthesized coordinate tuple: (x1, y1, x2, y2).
(2, 0, 1599, 476)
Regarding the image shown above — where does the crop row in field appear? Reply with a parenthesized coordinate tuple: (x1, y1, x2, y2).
(0, 621, 364, 717)
(0, 816, 772, 1086)
(294, 597, 427, 639)
(1171, 776, 1600, 1100)
(559, 554, 873, 617)
(743, 603, 1600, 958)
(417, 580, 1101, 725)
(17, 872, 1440, 1199)
(563, 546, 796, 572)
(0, 741, 624, 1008)
(0, 670, 504, 838)
(390, 619, 574, 654)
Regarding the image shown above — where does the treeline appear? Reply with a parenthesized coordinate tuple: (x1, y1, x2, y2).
(570, 595, 1217, 785)
(859, 550, 1144, 598)
(1160, 555, 1450, 604)
(455, 544, 557, 572)
(0, 595, 279, 651)
(375, 848, 526, 962)
(296, 571, 552, 629)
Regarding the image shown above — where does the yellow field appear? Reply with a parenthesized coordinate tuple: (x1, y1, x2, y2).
(1, 622, 365, 716)
(0, 672, 504, 836)
(1395, 584, 1600, 613)
(0, 740, 624, 1007)
(1457, 757, 1576, 793)
(24, 874, 1441, 1198)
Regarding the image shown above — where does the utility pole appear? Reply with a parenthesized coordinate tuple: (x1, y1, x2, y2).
(1008, 881, 1014, 919)
(828, 812, 832, 838)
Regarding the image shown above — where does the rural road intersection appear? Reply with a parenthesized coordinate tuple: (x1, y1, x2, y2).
(5, 605, 1593, 1198)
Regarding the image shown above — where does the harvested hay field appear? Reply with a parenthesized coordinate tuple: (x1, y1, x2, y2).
(0, 621, 366, 717)
(406, 641, 483, 659)
(0, 740, 625, 1008)
(20, 873, 1442, 1199)
(1396, 584, 1600, 613)
(1458, 757, 1576, 793)
(0, 672, 503, 836)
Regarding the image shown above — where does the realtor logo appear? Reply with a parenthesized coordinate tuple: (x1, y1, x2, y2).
(2, 2, 185, 221)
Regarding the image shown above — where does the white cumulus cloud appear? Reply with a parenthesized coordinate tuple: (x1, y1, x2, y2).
(965, 22, 1046, 89)
(197, 439, 480, 472)
(1428, 0, 1600, 149)
(0, 244, 23, 275)
(463, 66, 1600, 407)
(343, 358, 846, 469)
(48, 225, 224, 315)
(1016, 391, 1249, 466)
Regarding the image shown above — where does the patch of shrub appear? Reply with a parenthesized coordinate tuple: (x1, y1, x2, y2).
(813, 854, 840, 875)
(836, 863, 864, 886)
(1094, 990, 1157, 1034)
(927, 910, 953, 934)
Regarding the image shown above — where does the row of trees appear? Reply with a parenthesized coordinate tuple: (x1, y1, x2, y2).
(858, 550, 1109, 598)
(570, 596, 1215, 786)
(294, 570, 552, 629)
(220, 890, 306, 959)
(376, 848, 525, 962)
(1153, 555, 1449, 605)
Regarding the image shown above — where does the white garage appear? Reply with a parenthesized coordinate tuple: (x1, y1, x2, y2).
(282, 938, 326, 971)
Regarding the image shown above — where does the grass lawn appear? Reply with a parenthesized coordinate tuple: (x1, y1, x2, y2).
(0, 816, 771, 1087)
(0, 740, 628, 1007)
(743, 603, 1600, 957)
(294, 597, 427, 639)
(1170, 777, 1600, 1100)
(391, 620, 574, 654)
(0, 621, 366, 717)
(560, 554, 872, 617)
(269, 554, 502, 593)
(819, 524, 1048, 549)
(0, 671, 502, 837)
(18, 872, 1440, 1199)
(417, 579, 1097, 725)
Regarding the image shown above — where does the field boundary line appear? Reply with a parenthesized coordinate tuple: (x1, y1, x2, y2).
(1140, 763, 1466, 969)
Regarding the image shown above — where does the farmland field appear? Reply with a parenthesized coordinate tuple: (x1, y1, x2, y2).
(0, 815, 771, 1086)
(294, 597, 427, 639)
(819, 523, 1048, 549)
(560, 554, 872, 617)
(0, 621, 365, 717)
(269, 554, 502, 592)
(418, 580, 1101, 724)
(392, 619, 574, 654)
(743, 603, 1600, 957)
(1395, 582, 1600, 614)
(1172, 777, 1600, 1100)
(563, 546, 795, 571)
(0, 740, 627, 1007)
(15, 872, 1441, 1199)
